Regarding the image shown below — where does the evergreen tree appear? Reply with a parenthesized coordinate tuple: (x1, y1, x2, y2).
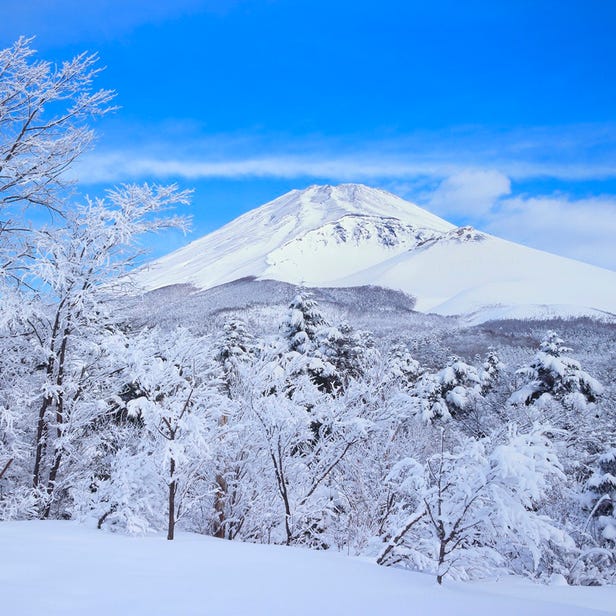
(215, 317, 255, 394)
(386, 342, 421, 390)
(480, 348, 505, 394)
(586, 447, 616, 546)
(317, 322, 376, 392)
(281, 291, 328, 354)
(211, 317, 255, 538)
(510, 331, 603, 411)
(410, 356, 482, 421)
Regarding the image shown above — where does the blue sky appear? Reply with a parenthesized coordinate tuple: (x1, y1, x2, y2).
(3, 0, 616, 268)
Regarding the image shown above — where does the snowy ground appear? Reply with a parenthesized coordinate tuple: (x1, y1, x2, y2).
(1, 522, 615, 615)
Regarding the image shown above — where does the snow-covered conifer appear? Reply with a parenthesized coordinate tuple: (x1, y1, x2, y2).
(316, 322, 376, 392)
(480, 348, 505, 393)
(210, 317, 255, 538)
(510, 331, 603, 412)
(281, 291, 328, 354)
(409, 357, 482, 422)
(586, 447, 616, 546)
(386, 342, 421, 390)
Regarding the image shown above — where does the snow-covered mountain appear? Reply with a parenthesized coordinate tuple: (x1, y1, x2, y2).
(133, 184, 616, 323)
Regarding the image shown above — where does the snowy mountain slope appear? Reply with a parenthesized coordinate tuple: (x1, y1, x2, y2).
(3, 522, 614, 616)
(134, 184, 453, 291)
(133, 184, 616, 322)
(336, 229, 616, 319)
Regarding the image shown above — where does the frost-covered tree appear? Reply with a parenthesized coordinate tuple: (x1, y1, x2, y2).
(0, 37, 114, 218)
(241, 348, 369, 547)
(330, 373, 437, 555)
(510, 331, 603, 412)
(586, 447, 616, 546)
(19, 185, 189, 517)
(121, 327, 215, 540)
(377, 426, 571, 584)
(0, 315, 42, 519)
(0, 38, 122, 518)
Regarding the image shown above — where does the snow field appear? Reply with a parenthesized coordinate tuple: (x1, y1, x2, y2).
(2, 521, 615, 616)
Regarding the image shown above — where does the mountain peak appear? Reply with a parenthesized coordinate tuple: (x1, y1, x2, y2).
(132, 184, 616, 324)
(249, 183, 453, 234)
(133, 183, 452, 292)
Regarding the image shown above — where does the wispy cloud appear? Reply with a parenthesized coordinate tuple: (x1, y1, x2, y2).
(74, 153, 465, 184)
(74, 152, 616, 184)
(74, 122, 616, 184)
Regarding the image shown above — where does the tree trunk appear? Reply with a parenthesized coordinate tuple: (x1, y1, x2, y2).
(42, 448, 63, 519)
(213, 473, 228, 539)
(39, 320, 71, 519)
(167, 457, 176, 541)
(32, 397, 51, 488)
(0, 458, 13, 481)
(213, 411, 228, 539)
(32, 302, 64, 489)
(436, 539, 447, 585)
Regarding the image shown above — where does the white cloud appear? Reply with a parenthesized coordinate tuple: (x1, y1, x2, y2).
(483, 194, 616, 270)
(426, 170, 511, 218)
(74, 150, 616, 186)
(73, 152, 466, 184)
(66, 121, 616, 186)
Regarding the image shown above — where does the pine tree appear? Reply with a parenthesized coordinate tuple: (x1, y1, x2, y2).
(316, 322, 376, 392)
(586, 447, 616, 546)
(409, 356, 482, 421)
(281, 291, 328, 354)
(386, 342, 421, 390)
(510, 331, 603, 412)
(480, 348, 505, 394)
(211, 317, 254, 538)
(215, 317, 254, 395)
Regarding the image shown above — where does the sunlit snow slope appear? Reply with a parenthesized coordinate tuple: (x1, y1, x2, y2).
(3, 522, 614, 616)
(133, 184, 616, 323)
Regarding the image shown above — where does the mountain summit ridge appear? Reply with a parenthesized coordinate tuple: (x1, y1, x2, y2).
(133, 184, 616, 323)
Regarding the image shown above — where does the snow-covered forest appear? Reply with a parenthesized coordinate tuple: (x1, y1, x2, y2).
(1, 37, 615, 591)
